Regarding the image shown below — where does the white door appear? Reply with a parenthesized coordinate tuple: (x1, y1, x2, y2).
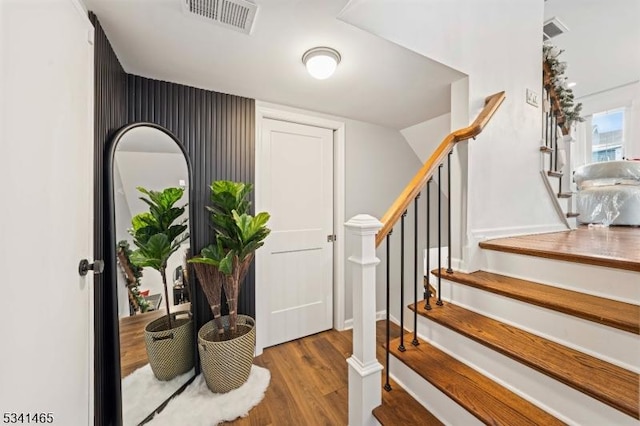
(259, 118, 334, 348)
(0, 1, 94, 424)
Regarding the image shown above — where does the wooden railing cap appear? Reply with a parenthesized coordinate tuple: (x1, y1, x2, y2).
(375, 91, 506, 247)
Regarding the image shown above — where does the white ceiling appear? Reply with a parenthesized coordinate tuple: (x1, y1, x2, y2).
(85, 0, 465, 130)
(544, 0, 640, 99)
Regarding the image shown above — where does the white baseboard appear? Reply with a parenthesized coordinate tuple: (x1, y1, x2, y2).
(461, 224, 567, 272)
(470, 223, 567, 242)
(389, 314, 400, 327)
(342, 310, 386, 331)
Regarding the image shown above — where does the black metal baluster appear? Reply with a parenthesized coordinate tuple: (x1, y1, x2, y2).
(549, 113, 555, 171)
(544, 90, 549, 147)
(559, 126, 564, 194)
(424, 178, 432, 311)
(412, 194, 420, 346)
(384, 231, 392, 392)
(447, 152, 453, 274)
(437, 164, 443, 306)
(553, 117, 558, 172)
(399, 211, 407, 353)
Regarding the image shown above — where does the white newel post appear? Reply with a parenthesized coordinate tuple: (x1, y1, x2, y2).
(345, 214, 384, 426)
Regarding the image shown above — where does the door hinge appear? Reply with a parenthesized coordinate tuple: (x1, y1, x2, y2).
(327, 234, 337, 242)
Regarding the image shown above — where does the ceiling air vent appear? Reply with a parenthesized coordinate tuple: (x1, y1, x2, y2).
(543, 17, 569, 41)
(183, 0, 258, 35)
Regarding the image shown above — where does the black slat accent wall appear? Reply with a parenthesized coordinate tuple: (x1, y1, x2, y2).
(92, 15, 256, 424)
(89, 13, 128, 426)
(126, 76, 256, 332)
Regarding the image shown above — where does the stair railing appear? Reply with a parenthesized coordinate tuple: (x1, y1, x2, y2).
(345, 91, 505, 426)
(541, 62, 574, 226)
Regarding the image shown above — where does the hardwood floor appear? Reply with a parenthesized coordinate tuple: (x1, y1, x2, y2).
(224, 322, 402, 426)
(479, 225, 640, 272)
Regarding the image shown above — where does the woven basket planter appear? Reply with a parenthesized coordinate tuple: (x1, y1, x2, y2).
(144, 311, 194, 381)
(198, 314, 255, 393)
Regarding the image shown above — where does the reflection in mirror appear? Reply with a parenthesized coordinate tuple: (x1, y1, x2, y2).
(112, 125, 194, 425)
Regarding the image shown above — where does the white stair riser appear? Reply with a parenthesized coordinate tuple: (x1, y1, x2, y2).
(419, 278, 640, 372)
(388, 356, 483, 426)
(415, 317, 639, 426)
(481, 250, 640, 304)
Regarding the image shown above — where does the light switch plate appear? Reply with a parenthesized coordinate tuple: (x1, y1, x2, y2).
(526, 89, 539, 108)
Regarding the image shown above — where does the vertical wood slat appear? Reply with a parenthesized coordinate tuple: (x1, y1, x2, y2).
(126, 75, 256, 329)
(90, 13, 128, 426)
(92, 14, 256, 424)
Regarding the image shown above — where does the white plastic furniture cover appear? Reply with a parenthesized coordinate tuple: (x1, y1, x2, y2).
(574, 160, 640, 226)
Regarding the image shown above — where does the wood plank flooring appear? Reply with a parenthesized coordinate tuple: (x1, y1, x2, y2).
(224, 322, 415, 425)
(479, 226, 640, 272)
(411, 301, 640, 418)
(432, 268, 640, 334)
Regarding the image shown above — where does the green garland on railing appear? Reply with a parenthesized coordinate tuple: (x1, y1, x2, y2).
(543, 43, 584, 127)
(117, 240, 151, 313)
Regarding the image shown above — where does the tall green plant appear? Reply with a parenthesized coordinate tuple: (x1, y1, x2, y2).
(190, 181, 270, 337)
(130, 187, 188, 329)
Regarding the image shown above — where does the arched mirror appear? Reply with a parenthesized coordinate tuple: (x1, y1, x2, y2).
(106, 123, 197, 425)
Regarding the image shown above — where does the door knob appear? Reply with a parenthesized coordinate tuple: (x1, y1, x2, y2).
(78, 259, 104, 276)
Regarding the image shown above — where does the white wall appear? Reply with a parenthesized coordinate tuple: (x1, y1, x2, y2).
(401, 113, 451, 163)
(344, 118, 427, 321)
(340, 0, 564, 271)
(0, 0, 94, 422)
(631, 99, 640, 160)
(400, 112, 452, 225)
(115, 151, 189, 219)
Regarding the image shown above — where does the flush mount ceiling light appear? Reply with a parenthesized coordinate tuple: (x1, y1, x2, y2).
(302, 47, 341, 80)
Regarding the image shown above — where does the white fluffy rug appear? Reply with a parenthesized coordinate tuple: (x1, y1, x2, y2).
(147, 365, 271, 426)
(122, 365, 195, 426)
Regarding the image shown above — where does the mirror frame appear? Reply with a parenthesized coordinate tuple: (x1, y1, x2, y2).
(102, 122, 198, 425)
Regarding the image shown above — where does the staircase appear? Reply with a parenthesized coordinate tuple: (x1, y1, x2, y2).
(541, 62, 579, 228)
(373, 235, 639, 425)
(345, 89, 639, 425)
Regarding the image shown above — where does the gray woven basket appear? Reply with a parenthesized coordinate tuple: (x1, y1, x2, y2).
(144, 311, 194, 381)
(198, 315, 255, 393)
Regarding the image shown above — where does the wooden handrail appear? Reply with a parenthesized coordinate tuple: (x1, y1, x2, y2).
(375, 91, 506, 247)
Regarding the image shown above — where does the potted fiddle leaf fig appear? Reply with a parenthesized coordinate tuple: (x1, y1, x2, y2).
(190, 180, 270, 393)
(129, 186, 194, 381)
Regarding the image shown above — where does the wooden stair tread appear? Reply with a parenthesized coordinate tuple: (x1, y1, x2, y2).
(566, 212, 580, 218)
(410, 302, 640, 418)
(388, 336, 564, 425)
(547, 170, 563, 178)
(557, 192, 572, 198)
(432, 268, 640, 334)
(540, 146, 553, 153)
(478, 229, 640, 272)
(374, 379, 443, 426)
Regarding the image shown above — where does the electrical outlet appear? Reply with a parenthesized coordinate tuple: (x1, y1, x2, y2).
(526, 89, 539, 108)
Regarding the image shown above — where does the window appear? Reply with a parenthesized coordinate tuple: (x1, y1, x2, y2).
(591, 109, 624, 162)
